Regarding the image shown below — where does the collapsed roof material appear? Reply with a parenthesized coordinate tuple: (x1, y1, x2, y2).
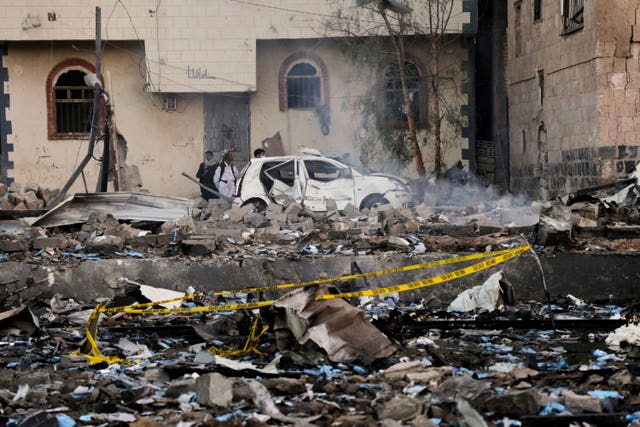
(29, 192, 194, 228)
(273, 285, 397, 363)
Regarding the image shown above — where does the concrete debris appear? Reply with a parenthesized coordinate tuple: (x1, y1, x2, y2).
(0, 181, 56, 215)
(0, 170, 638, 425)
(195, 372, 233, 407)
(0, 284, 632, 425)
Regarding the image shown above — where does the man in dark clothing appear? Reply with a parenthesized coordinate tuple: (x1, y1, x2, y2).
(195, 150, 218, 200)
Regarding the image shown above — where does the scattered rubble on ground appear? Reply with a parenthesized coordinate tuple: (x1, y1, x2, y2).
(0, 169, 640, 425)
(0, 279, 637, 426)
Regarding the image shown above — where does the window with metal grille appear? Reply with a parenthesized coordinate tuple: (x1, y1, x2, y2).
(562, 0, 583, 34)
(53, 69, 93, 136)
(379, 61, 423, 128)
(286, 62, 321, 109)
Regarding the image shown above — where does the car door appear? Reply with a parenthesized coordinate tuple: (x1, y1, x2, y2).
(301, 159, 355, 211)
(266, 159, 304, 205)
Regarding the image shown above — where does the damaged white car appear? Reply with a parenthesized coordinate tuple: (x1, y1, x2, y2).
(235, 155, 413, 211)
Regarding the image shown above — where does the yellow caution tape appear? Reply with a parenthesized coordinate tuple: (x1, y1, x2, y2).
(71, 304, 129, 365)
(97, 246, 525, 314)
(99, 245, 531, 315)
(316, 244, 530, 300)
(208, 316, 268, 358)
(211, 246, 519, 296)
(73, 244, 531, 364)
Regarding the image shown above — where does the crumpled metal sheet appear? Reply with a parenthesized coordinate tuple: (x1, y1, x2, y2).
(273, 285, 397, 363)
(28, 192, 194, 227)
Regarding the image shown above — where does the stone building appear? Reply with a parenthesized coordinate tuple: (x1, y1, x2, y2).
(0, 1, 478, 198)
(507, 0, 640, 198)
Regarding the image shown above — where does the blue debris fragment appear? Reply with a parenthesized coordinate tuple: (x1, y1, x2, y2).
(114, 251, 144, 258)
(538, 358, 568, 371)
(588, 390, 623, 399)
(539, 402, 571, 416)
(61, 251, 101, 261)
(56, 414, 76, 427)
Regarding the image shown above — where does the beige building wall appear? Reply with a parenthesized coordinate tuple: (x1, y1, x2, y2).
(4, 41, 205, 196)
(0, 0, 470, 93)
(253, 38, 470, 178)
(1, 0, 472, 195)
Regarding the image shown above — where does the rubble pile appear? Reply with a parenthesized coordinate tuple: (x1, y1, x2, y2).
(0, 281, 638, 426)
(0, 182, 57, 211)
(0, 166, 639, 425)
(0, 186, 637, 267)
(1, 165, 639, 262)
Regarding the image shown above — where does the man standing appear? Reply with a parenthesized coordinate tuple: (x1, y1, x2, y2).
(214, 149, 239, 199)
(195, 150, 217, 200)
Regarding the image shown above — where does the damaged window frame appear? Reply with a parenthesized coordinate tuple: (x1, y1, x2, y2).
(264, 159, 297, 187)
(377, 59, 427, 129)
(561, 0, 583, 35)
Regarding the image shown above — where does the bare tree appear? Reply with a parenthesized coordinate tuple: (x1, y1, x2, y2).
(326, 0, 458, 177)
(421, 0, 455, 176)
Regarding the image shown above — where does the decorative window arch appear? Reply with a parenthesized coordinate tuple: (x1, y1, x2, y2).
(278, 52, 329, 112)
(46, 58, 96, 140)
(376, 56, 428, 129)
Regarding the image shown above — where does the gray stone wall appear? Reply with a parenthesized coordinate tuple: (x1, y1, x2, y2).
(511, 145, 639, 197)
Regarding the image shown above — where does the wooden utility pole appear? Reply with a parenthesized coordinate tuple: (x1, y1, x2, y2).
(50, 6, 102, 206)
(105, 71, 125, 190)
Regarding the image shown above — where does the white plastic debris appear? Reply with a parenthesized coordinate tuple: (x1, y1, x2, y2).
(605, 323, 640, 347)
(567, 294, 586, 307)
(448, 270, 504, 313)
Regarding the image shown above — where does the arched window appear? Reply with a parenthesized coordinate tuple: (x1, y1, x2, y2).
(278, 52, 329, 112)
(377, 59, 427, 129)
(46, 59, 95, 139)
(286, 62, 321, 109)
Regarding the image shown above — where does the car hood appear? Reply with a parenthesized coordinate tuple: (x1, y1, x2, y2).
(367, 172, 410, 186)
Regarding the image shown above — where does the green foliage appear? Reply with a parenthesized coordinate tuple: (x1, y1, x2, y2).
(350, 87, 414, 169)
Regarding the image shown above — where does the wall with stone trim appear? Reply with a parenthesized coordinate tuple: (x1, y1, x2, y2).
(507, 0, 640, 198)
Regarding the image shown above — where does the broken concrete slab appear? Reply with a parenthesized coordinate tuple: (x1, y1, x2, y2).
(181, 238, 216, 256)
(85, 235, 124, 254)
(196, 373, 233, 407)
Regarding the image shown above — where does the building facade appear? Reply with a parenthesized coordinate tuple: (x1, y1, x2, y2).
(507, 0, 640, 199)
(0, 1, 477, 198)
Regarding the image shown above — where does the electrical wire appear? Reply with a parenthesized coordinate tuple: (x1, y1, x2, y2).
(228, 0, 384, 24)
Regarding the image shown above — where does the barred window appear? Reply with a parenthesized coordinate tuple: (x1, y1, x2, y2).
(53, 70, 93, 136)
(562, 0, 583, 34)
(286, 62, 321, 109)
(379, 61, 424, 128)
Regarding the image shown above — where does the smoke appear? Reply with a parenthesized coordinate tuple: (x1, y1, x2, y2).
(415, 179, 539, 228)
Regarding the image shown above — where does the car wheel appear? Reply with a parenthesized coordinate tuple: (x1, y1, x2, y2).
(242, 198, 267, 212)
(360, 194, 390, 210)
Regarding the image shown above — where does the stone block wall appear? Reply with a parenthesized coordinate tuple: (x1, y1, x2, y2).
(511, 145, 639, 197)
